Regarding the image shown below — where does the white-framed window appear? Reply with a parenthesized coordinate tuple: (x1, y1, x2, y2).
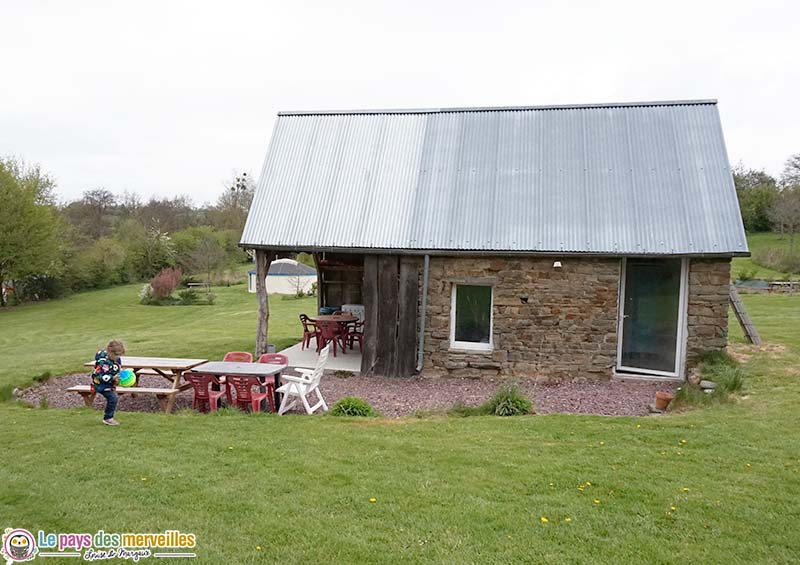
(450, 284, 493, 351)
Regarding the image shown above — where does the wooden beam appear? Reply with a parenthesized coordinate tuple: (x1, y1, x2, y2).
(361, 255, 379, 375)
(396, 256, 420, 377)
(312, 252, 323, 312)
(255, 249, 275, 357)
(377, 255, 399, 376)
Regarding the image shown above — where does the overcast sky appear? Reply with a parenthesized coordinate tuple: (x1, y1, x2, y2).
(1, 0, 797, 205)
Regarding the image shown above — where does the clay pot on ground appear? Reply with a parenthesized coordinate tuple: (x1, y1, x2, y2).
(655, 391, 674, 411)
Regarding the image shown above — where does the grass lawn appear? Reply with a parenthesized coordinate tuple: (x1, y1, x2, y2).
(732, 232, 799, 280)
(1, 279, 799, 562)
(0, 283, 314, 392)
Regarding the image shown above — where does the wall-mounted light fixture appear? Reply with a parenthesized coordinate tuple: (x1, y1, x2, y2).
(553, 261, 563, 269)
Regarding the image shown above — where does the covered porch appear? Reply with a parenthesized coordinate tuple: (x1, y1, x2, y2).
(252, 249, 421, 377)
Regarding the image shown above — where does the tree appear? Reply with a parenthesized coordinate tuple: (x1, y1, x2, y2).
(780, 153, 800, 189)
(211, 171, 255, 232)
(136, 195, 198, 233)
(769, 188, 800, 252)
(64, 188, 118, 240)
(189, 233, 228, 283)
(732, 163, 778, 232)
(0, 158, 59, 306)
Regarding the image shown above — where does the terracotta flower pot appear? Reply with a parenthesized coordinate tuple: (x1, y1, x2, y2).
(655, 391, 674, 411)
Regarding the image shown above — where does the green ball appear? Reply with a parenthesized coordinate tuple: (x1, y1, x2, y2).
(118, 369, 136, 387)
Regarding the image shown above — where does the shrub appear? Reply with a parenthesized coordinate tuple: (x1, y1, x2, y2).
(17, 274, 67, 301)
(752, 248, 800, 275)
(449, 384, 534, 417)
(177, 288, 198, 305)
(330, 396, 379, 417)
(0, 384, 15, 402)
(485, 383, 534, 416)
(33, 371, 51, 384)
(736, 267, 758, 282)
(138, 284, 153, 305)
(674, 351, 746, 409)
(150, 267, 182, 301)
(448, 401, 490, 417)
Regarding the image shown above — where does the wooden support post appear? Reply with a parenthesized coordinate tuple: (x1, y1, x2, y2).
(312, 252, 323, 312)
(255, 249, 275, 357)
(377, 255, 399, 376)
(361, 255, 379, 375)
(396, 256, 420, 377)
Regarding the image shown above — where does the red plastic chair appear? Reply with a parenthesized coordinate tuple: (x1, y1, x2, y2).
(258, 353, 288, 365)
(227, 375, 270, 413)
(221, 351, 253, 404)
(183, 372, 226, 413)
(257, 353, 288, 413)
(346, 321, 364, 352)
(316, 320, 347, 357)
(223, 351, 253, 363)
(299, 315, 320, 351)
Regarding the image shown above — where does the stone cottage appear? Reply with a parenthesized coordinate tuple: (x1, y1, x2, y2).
(240, 100, 747, 381)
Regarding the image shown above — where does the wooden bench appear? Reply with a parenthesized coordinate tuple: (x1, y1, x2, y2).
(67, 385, 179, 413)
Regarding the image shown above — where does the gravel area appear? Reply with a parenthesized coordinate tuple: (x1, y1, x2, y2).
(18, 371, 676, 418)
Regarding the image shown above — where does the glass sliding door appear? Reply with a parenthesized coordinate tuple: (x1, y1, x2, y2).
(618, 258, 685, 376)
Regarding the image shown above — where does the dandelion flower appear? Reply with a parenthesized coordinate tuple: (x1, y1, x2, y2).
(636, 424, 641, 429)
(745, 463, 752, 468)
(228, 446, 234, 450)
(593, 499, 600, 505)
(256, 546, 262, 551)
(564, 517, 572, 523)
(670, 506, 677, 511)
(540, 517, 549, 524)
(585, 481, 592, 486)
(141, 477, 148, 481)
(549, 482, 554, 486)
(680, 439, 687, 444)
(599, 441, 605, 446)
(369, 498, 377, 503)
(682, 487, 690, 492)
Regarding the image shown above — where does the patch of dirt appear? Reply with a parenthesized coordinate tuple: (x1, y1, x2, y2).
(18, 371, 676, 418)
(727, 342, 787, 363)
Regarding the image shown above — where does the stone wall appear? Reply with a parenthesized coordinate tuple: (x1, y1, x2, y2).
(686, 258, 731, 362)
(422, 256, 621, 379)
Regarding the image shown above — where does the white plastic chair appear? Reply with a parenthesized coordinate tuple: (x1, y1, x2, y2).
(276, 343, 331, 415)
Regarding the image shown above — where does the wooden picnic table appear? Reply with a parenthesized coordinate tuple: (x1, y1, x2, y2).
(190, 361, 287, 412)
(83, 356, 207, 403)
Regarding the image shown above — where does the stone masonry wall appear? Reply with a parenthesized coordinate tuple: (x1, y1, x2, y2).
(686, 258, 731, 362)
(422, 256, 621, 379)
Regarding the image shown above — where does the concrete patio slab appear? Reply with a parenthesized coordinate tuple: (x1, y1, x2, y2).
(279, 342, 361, 373)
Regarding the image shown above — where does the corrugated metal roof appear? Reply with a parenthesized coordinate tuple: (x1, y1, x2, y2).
(241, 100, 748, 256)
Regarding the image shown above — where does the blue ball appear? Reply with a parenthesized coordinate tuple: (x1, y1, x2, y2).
(118, 369, 136, 387)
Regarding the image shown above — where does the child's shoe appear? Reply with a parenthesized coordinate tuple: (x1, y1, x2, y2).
(103, 418, 120, 426)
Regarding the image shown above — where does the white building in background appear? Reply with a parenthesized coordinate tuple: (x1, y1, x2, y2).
(248, 258, 317, 294)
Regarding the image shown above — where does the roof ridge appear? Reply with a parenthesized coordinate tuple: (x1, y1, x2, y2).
(278, 99, 718, 117)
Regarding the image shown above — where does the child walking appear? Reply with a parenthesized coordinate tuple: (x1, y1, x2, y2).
(91, 340, 125, 426)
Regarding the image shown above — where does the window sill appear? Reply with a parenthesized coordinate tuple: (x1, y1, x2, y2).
(449, 344, 494, 354)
